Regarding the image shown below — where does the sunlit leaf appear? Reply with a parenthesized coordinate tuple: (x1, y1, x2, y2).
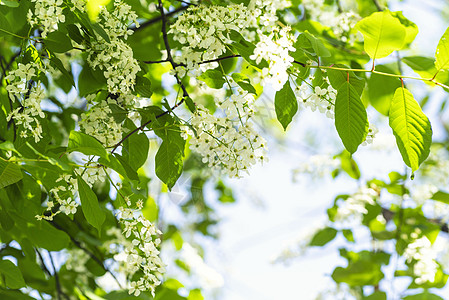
(389, 87, 432, 172)
(356, 10, 406, 59)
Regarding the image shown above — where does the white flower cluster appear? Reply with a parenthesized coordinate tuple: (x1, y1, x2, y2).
(334, 186, 378, 225)
(116, 206, 165, 297)
(294, 74, 336, 119)
(169, 4, 252, 70)
(36, 166, 106, 221)
(361, 123, 379, 146)
(86, 0, 140, 94)
(98, 0, 139, 40)
(403, 232, 438, 285)
(5, 62, 45, 143)
(301, 0, 361, 43)
(27, 0, 65, 38)
(186, 89, 267, 177)
(248, 0, 291, 29)
(79, 100, 125, 147)
(250, 26, 296, 91)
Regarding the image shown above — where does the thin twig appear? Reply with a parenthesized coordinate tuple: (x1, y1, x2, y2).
(372, 0, 383, 11)
(48, 251, 67, 300)
(130, 5, 189, 32)
(47, 220, 124, 289)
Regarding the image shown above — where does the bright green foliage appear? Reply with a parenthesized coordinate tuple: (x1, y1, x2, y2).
(0, 159, 22, 189)
(155, 141, 184, 190)
(77, 175, 106, 233)
(367, 64, 401, 115)
(67, 131, 108, 159)
(356, 10, 406, 59)
(275, 81, 297, 130)
(435, 27, 449, 73)
(335, 81, 368, 154)
(198, 69, 226, 89)
(309, 227, 337, 246)
(389, 87, 432, 172)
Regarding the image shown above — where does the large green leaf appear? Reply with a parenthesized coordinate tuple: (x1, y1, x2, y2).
(122, 120, 149, 171)
(28, 220, 70, 251)
(367, 65, 401, 115)
(0, 259, 25, 289)
(77, 175, 105, 233)
(403, 292, 444, 300)
(44, 31, 73, 53)
(0, 160, 22, 189)
(67, 131, 108, 159)
(332, 260, 384, 286)
(275, 81, 298, 130)
(155, 141, 183, 190)
(356, 10, 406, 59)
(389, 87, 432, 172)
(435, 27, 449, 73)
(335, 81, 368, 154)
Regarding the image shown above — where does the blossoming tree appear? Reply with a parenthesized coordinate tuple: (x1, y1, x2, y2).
(1, 0, 449, 299)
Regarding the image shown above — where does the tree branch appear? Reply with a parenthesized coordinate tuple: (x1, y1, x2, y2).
(130, 5, 189, 32)
(111, 0, 194, 154)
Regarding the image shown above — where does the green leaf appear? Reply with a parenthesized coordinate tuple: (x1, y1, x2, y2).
(0, 260, 25, 289)
(0, 160, 22, 189)
(327, 67, 366, 96)
(367, 65, 401, 115)
(44, 31, 73, 53)
(389, 87, 432, 172)
(0, 0, 20, 7)
(27, 220, 70, 251)
(435, 27, 449, 73)
(342, 229, 355, 242)
(77, 175, 105, 233)
(363, 291, 387, 300)
(198, 69, 225, 89)
(135, 76, 153, 97)
(274, 81, 298, 130)
(356, 10, 406, 59)
(431, 190, 449, 204)
(122, 119, 149, 171)
(50, 55, 76, 88)
(403, 56, 440, 80)
(332, 260, 384, 286)
(78, 64, 107, 97)
(66, 23, 84, 44)
(390, 11, 418, 46)
(335, 81, 368, 154)
(302, 31, 331, 58)
(338, 150, 361, 179)
(231, 31, 268, 69)
(403, 292, 444, 300)
(91, 22, 110, 43)
(67, 131, 108, 159)
(309, 227, 338, 246)
(155, 141, 183, 190)
(231, 73, 257, 94)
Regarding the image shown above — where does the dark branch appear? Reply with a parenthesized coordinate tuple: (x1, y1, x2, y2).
(130, 5, 189, 32)
(293, 60, 307, 67)
(110, 0, 193, 154)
